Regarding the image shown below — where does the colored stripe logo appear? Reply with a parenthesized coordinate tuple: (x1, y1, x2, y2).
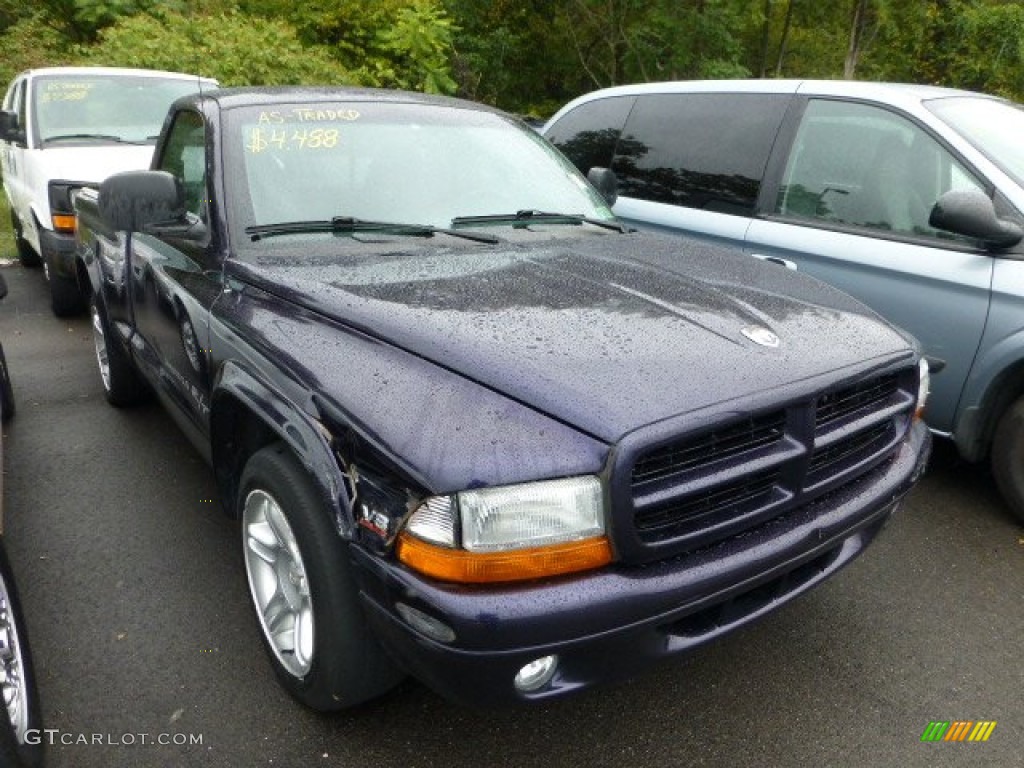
(921, 721, 997, 742)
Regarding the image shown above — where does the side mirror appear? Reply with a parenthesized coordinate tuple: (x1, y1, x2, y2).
(930, 189, 1023, 250)
(98, 170, 186, 232)
(0, 273, 7, 300)
(587, 166, 618, 207)
(0, 110, 24, 143)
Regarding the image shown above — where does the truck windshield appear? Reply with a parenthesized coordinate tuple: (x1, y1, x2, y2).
(925, 96, 1024, 188)
(224, 101, 614, 237)
(32, 74, 204, 146)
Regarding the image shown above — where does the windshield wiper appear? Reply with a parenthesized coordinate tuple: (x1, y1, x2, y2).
(245, 216, 499, 244)
(451, 209, 631, 233)
(43, 133, 149, 145)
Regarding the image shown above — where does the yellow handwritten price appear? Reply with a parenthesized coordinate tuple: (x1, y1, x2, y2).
(41, 91, 91, 103)
(41, 82, 95, 102)
(246, 126, 341, 154)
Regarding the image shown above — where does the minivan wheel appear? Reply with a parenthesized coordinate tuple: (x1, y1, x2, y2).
(239, 444, 402, 711)
(991, 395, 1024, 523)
(0, 546, 44, 768)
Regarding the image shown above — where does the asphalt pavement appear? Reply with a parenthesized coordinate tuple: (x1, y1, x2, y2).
(0, 259, 1021, 768)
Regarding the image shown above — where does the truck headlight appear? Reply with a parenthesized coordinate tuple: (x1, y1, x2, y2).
(397, 476, 612, 583)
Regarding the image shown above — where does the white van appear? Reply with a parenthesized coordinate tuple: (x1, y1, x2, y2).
(0, 66, 216, 315)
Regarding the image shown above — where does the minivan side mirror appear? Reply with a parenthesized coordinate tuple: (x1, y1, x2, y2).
(930, 189, 1023, 250)
(0, 110, 24, 144)
(98, 170, 186, 233)
(587, 167, 618, 207)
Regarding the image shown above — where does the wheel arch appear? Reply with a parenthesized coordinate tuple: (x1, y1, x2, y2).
(955, 355, 1024, 463)
(210, 362, 354, 537)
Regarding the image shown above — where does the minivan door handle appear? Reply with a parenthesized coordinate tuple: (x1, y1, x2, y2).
(751, 253, 798, 270)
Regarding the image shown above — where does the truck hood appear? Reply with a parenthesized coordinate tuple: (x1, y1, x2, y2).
(28, 144, 155, 186)
(229, 231, 914, 443)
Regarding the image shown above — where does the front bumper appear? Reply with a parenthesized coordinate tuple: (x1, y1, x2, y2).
(39, 227, 77, 279)
(352, 420, 930, 707)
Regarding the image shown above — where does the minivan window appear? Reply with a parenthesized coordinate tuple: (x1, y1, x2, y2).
(545, 96, 634, 175)
(777, 98, 985, 241)
(610, 93, 789, 215)
(926, 96, 1024, 189)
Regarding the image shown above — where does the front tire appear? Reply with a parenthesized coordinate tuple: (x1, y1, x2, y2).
(45, 261, 86, 317)
(991, 395, 1024, 523)
(89, 297, 148, 406)
(239, 444, 402, 710)
(9, 212, 40, 269)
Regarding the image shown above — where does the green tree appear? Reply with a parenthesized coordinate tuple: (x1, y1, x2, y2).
(74, 8, 356, 86)
(445, 0, 578, 114)
(864, 0, 1024, 99)
(0, 14, 71, 87)
(447, 0, 750, 115)
(237, 0, 459, 93)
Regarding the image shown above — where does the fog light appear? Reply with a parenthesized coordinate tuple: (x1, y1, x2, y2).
(395, 602, 456, 644)
(514, 655, 558, 692)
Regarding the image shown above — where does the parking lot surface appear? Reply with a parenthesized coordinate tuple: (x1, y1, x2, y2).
(0, 261, 1021, 767)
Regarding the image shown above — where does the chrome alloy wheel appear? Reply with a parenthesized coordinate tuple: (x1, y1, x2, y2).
(90, 304, 111, 392)
(0, 570, 29, 745)
(242, 489, 314, 678)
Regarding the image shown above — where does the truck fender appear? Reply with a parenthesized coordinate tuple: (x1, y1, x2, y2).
(72, 188, 114, 298)
(210, 360, 356, 538)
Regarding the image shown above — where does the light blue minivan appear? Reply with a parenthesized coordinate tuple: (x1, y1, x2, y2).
(545, 79, 1024, 521)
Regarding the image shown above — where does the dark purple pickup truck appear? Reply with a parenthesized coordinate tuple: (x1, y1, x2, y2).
(72, 87, 931, 710)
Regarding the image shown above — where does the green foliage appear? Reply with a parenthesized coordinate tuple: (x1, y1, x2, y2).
(445, 0, 571, 115)
(447, 0, 750, 115)
(0, 0, 37, 33)
(239, 0, 459, 94)
(72, 0, 157, 31)
(376, 1, 458, 93)
(2, 0, 1023, 116)
(865, 0, 1024, 100)
(951, 1, 1024, 98)
(27, 0, 172, 42)
(73, 8, 356, 86)
(0, 15, 72, 87)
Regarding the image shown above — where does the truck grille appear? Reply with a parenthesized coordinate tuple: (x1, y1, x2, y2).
(628, 368, 916, 551)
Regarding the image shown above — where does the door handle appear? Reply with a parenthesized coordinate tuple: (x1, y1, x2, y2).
(751, 254, 798, 270)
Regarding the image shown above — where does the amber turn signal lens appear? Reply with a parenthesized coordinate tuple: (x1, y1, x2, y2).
(915, 357, 931, 421)
(396, 532, 612, 584)
(52, 214, 77, 233)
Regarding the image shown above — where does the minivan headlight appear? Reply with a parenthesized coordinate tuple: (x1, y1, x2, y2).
(398, 476, 611, 583)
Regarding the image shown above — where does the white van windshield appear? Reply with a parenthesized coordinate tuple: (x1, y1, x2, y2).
(32, 74, 202, 146)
